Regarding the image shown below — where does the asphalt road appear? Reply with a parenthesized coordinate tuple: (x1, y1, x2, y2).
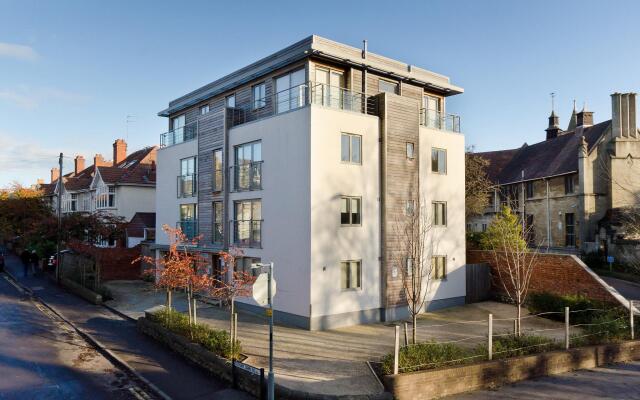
(2, 250, 250, 400)
(0, 273, 140, 399)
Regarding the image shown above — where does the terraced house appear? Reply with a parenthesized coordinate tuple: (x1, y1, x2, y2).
(470, 93, 640, 258)
(155, 35, 466, 330)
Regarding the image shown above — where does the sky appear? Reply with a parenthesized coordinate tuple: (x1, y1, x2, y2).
(1, 0, 640, 187)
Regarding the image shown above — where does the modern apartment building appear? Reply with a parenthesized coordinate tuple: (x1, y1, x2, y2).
(155, 35, 466, 330)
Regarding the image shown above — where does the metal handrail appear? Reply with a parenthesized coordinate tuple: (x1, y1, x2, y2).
(230, 161, 263, 192)
(420, 108, 461, 133)
(231, 219, 262, 248)
(160, 120, 198, 147)
(176, 174, 197, 198)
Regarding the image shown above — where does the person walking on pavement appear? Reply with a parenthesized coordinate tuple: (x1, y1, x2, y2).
(20, 249, 30, 277)
(30, 250, 39, 276)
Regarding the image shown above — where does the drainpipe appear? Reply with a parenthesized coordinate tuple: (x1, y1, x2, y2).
(546, 178, 551, 247)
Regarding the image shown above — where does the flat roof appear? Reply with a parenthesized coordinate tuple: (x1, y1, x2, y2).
(158, 35, 464, 117)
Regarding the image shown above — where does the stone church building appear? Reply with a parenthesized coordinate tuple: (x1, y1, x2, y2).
(470, 92, 640, 257)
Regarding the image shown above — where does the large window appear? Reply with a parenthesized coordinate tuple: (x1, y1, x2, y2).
(565, 213, 575, 246)
(341, 260, 361, 290)
(422, 95, 441, 128)
(252, 83, 266, 110)
(526, 181, 534, 198)
(564, 175, 574, 194)
(178, 156, 197, 197)
(432, 202, 447, 226)
(340, 196, 361, 226)
(212, 149, 223, 192)
(275, 69, 305, 113)
(234, 199, 262, 247)
(431, 148, 447, 174)
(234, 141, 262, 191)
(432, 256, 447, 280)
(341, 133, 361, 164)
(378, 79, 398, 94)
(70, 193, 77, 211)
(225, 94, 235, 108)
(213, 201, 223, 244)
(179, 204, 198, 239)
(108, 186, 115, 207)
(315, 67, 344, 108)
(96, 185, 115, 209)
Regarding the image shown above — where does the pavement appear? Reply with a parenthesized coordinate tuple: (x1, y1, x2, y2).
(448, 361, 640, 399)
(2, 250, 251, 400)
(602, 276, 640, 301)
(105, 281, 567, 396)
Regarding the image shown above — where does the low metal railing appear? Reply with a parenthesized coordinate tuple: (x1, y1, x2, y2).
(232, 219, 262, 248)
(160, 121, 198, 147)
(177, 174, 197, 198)
(177, 220, 198, 240)
(231, 161, 263, 192)
(420, 109, 461, 133)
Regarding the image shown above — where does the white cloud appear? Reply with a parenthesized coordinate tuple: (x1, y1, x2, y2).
(0, 42, 39, 61)
(0, 86, 90, 110)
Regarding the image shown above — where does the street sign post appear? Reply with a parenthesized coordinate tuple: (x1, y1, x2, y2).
(607, 255, 614, 271)
(252, 272, 277, 307)
(252, 262, 276, 400)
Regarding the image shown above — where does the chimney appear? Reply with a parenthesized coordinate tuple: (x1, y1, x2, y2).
(576, 103, 594, 128)
(93, 154, 110, 167)
(362, 39, 368, 59)
(113, 139, 127, 166)
(611, 92, 637, 139)
(74, 155, 85, 175)
(51, 167, 59, 183)
(545, 110, 561, 140)
(37, 178, 44, 185)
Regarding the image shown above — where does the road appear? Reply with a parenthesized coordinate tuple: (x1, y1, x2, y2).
(2, 250, 250, 400)
(0, 272, 141, 399)
(602, 276, 640, 301)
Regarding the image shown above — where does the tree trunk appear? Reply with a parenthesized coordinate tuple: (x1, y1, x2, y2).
(193, 297, 197, 325)
(230, 297, 235, 346)
(412, 314, 417, 344)
(187, 289, 193, 326)
(517, 303, 522, 337)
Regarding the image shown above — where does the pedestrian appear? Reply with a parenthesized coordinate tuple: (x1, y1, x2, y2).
(20, 249, 30, 277)
(30, 250, 39, 276)
(0, 252, 5, 273)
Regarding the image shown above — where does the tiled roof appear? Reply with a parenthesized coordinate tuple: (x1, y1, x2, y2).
(126, 212, 156, 237)
(39, 183, 56, 196)
(477, 120, 611, 185)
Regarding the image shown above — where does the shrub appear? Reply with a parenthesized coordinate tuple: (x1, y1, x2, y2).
(527, 292, 610, 325)
(381, 341, 483, 374)
(149, 308, 241, 359)
(484, 334, 561, 359)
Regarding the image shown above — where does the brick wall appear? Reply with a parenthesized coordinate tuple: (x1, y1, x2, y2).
(68, 241, 141, 281)
(467, 250, 619, 304)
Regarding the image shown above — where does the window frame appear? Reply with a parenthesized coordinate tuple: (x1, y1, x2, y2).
(212, 201, 224, 245)
(212, 148, 223, 192)
(565, 212, 576, 247)
(378, 78, 399, 94)
(526, 181, 534, 198)
(340, 260, 362, 290)
(340, 196, 362, 226)
(225, 94, 236, 108)
(405, 199, 416, 216)
(406, 142, 415, 160)
(564, 175, 575, 194)
(340, 132, 362, 164)
(107, 186, 116, 208)
(432, 201, 447, 226)
(432, 256, 447, 280)
(199, 104, 209, 115)
(431, 148, 447, 174)
(252, 82, 266, 110)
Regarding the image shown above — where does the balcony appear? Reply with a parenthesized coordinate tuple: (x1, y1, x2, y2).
(232, 219, 262, 248)
(177, 220, 198, 240)
(228, 82, 378, 128)
(231, 161, 262, 192)
(160, 121, 198, 148)
(420, 109, 461, 133)
(177, 174, 197, 198)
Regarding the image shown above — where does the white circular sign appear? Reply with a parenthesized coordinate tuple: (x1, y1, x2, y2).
(252, 272, 276, 306)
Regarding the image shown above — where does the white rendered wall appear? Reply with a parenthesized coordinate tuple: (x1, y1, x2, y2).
(116, 186, 155, 222)
(155, 140, 198, 246)
(419, 127, 466, 302)
(309, 106, 381, 318)
(229, 108, 312, 318)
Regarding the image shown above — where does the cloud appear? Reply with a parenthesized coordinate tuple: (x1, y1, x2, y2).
(0, 86, 90, 110)
(0, 42, 39, 61)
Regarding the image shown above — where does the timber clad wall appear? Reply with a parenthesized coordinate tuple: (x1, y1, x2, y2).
(379, 93, 422, 308)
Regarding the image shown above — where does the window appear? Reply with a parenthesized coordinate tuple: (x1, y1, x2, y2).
(526, 181, 534, 198)
(341, 133, 361, 164)
(482, 223, 487, 232)
(315, 67, 344, 108)
(171, 114, 185, 131)
(275, 69, 305, 113)
(405, 200, 415, 216)
(234, 141, 262, 191)
(565, 213, 575, 246)
(405, 258, 414, 276)
(431, 148, 447, 173)
(432, 202, 447, 226)
(108, 186, 115, 207)
(200, 104, 209, 115)
(212, 149, 223, 192)
(213, 201, 224, 244)
(406, 142, 415, 159)
(564, 175, 574, 194)
(432, 256, 447, 280)
(252, 83, 266, 109)
(378, 79, 398, 94)
(234, 199, 262, 247)
(178, 157, 197, 197)
(70, 193, 77, 211)
(340, 196, 361, 226)
(225, 94, 236, 108)
(341, 260, 361, 289)
(422, 95, 441, 128)
(235, 257, 262, 276)
(179, 204, 198, 239)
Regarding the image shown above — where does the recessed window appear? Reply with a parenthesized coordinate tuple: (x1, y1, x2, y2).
(432, 202, 446, 226)
(226, 94, 236, 108)
(212, 149, 223, 192)
(405, 200, 415, 216)
(236, 257, 262, 276)
(431, 148, 447, 174)
(200, 104, 209, 115)
(213, 201, 223, 244)
(341, 133, 362, 164)
(406, 142, 415, 159)
(234, 141, 262, 191)
(275, 68, 305, 113)
(341, 260, 361, 289)
(432, 256, 447, 280)
(564, 175, 574, 194)
(378, 79, 398, 94)
(526, 181, 534, 198)
(252, 83, 266, 110)
(341, 196, 361, 226)
(108, 186, 115, 208)
(565, 213, 575, 246)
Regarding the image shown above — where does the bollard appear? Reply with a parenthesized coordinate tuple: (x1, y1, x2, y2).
(631, 300, 635, 341)
(260, 368, 266, 400)
(193, 298, 197, 324)
(233, 313, 238, 343)
(513, 319, 517, 335)
(488, 314, 493, 361)
(231, 358, 237, 388)
(565, 307, 570, 350)
(393, 325, 400, 375)
(404, 322, 408, 346)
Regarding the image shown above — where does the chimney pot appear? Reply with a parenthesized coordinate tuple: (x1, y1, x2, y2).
(50, 167, 59, 183)
(74, 155, 85, 175)
(113, 139, 127, 166)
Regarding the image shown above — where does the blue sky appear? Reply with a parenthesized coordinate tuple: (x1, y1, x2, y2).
(1, 0, 640, 187)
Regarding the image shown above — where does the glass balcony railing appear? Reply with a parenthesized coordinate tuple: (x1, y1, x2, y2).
(232, 219, 262, 248)
(160, 121, 198, 147)
(231, 161, 262, 192)
(177, 220, 198, 240)
(420, 109, 461, 133)
(177, 174, 197, 198)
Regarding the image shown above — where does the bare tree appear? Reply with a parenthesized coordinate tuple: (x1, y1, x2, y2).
(481, 206, 539, 335)
(394, 199, 436, 344)
(465, 147, 493, 219)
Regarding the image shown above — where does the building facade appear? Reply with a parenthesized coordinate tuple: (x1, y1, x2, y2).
(155, 35, 466, 330)
(470, 93, 640, 257)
